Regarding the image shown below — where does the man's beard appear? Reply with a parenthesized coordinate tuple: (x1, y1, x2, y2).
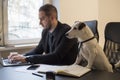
(47, 25, 52, 30)
(47, 21, 52, 30)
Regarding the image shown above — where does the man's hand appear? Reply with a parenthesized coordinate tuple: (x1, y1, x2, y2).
(8, 52, 26, 63)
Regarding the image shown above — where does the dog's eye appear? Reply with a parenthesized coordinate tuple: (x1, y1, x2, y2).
(73, 27, 77, 30)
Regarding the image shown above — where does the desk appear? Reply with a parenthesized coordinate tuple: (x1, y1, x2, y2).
(0, 65, 120, 80)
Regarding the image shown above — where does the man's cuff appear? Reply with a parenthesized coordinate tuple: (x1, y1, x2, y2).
(25, 56, 31, 63)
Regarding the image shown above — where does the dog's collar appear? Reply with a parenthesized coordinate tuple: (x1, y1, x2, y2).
(78, 36, 95, 52)
(81, 36, 95, 44)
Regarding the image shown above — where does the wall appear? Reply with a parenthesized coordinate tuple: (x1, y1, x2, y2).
(59, 0, 98, 25)
(59, 0, 120, 48)
(98, 0, 120, 47)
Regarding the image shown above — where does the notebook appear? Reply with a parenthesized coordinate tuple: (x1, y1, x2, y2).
(0, 54, 30, 66)
(36, 64, 91, 77)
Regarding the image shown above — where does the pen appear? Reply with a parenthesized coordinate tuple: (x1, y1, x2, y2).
(32, 72, 43, 77)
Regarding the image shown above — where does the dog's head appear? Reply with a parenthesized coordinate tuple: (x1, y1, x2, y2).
(66, 21, 86, 38)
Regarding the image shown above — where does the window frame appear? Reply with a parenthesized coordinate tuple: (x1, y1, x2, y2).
(3, 0, 44, 46)
(0, 0, 4, 46)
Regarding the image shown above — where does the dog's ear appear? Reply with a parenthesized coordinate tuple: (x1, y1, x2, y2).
(78, 23, 86, 30)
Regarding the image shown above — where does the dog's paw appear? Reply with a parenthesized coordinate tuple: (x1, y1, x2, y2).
(86, 65, 91, 69)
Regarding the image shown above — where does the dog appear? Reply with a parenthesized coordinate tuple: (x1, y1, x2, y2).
(66, 21, 113, 72)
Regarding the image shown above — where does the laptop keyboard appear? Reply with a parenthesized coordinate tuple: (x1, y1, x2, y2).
(3, 59, 22, 65)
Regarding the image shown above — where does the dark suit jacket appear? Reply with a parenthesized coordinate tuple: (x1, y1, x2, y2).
(25, 21, 78, 65)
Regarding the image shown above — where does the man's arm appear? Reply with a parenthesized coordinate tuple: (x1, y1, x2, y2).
(24, 40, 44, 56)
(25, 36, 78, 65)
(24, 29, 47, 56)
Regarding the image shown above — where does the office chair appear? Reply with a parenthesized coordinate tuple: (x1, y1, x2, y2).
(85, 20, 99, 42)
(103, 22, 120, 64)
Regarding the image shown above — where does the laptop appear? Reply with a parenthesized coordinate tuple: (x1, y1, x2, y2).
(0, 54, 31, 66)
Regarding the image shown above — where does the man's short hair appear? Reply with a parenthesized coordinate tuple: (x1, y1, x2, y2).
(39, 4, 58, 19)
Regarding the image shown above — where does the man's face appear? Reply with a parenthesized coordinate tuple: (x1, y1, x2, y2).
(39, 11, 52, 29)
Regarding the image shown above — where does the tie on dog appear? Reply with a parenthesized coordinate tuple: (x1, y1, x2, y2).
(78, 36, 95, 55)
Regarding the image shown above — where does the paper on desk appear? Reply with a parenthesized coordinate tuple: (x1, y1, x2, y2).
(37, 64, 67, 73)
(15, 64, 66, 73)
(37, 64, 91, 77)
(15, 66, 38, 73)
(15, 64, 58, 73)
(15, 64, 91, 77)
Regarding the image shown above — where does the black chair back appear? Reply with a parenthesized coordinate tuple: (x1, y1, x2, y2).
(104, 22, 120, 64)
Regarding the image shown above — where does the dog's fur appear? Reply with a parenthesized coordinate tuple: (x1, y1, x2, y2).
(66, 21, 113, 72)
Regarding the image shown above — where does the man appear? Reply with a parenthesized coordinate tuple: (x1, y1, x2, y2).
(8, 4, 78, 65)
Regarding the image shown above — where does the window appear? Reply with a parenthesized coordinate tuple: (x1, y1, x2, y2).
(3, 0, 43, 45)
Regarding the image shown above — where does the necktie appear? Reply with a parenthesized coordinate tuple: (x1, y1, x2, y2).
(49, 33, 53, 53)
